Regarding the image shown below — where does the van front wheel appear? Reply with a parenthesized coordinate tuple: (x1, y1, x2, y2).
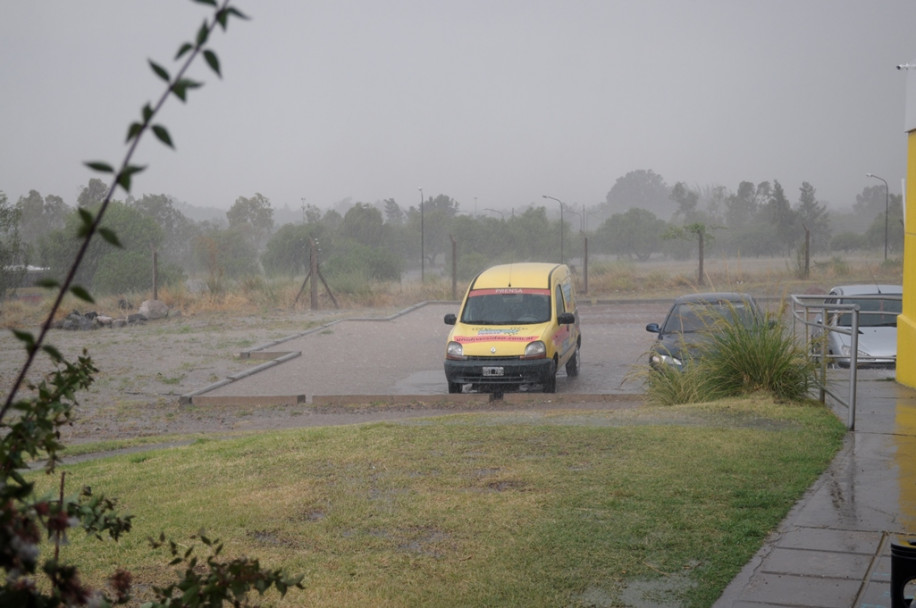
(448, 381, 463, 394)
(542, 361, 557, 393)
(565, 346, 580, 377)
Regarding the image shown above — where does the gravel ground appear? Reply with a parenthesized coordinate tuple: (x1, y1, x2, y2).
(0, 307, 367, 443)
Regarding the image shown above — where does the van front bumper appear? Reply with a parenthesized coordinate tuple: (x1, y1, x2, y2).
(444, 358, 555, 386)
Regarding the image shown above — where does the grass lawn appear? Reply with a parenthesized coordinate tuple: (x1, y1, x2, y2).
(34, 395, 845, 607)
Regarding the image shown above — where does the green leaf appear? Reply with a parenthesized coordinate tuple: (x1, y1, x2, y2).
(115, 165, 146, 191)
(171, 79, 203, 102)
(12, 329, 35, 348)
(36, 277, 60, 290)
(126, 122, 143, 143)
(175, 42, 193, 60)
(148, 60, 171, 82)
(77, 207, 95, 224)
(194, 0, 217, 6)
(203, 49, 221, 78)
(70, 285, 95, 304)
(196, 20, 210, 47)
(142, 103, 154, 121)
(42, 344, 64, 363)
(98, 227, 122, 247)
(152, 124, 174, 148)
(227, 7, 249, 21)
(84, 161, 114, 174)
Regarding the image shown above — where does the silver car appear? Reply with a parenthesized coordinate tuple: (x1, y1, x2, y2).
(813, 284, 902, 367)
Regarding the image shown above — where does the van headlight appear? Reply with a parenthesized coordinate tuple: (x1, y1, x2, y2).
(523, 341, 546, 359)
(446, 341, 465, 360)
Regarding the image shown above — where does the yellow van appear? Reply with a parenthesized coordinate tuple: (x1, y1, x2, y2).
(443, 262, 581, 393)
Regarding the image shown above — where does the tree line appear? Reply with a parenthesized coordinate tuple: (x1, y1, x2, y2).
(0, 169, 903, 298)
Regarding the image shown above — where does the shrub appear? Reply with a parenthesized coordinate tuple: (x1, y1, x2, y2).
(644, 313, 814, 405)
(700, 315, 814, 401)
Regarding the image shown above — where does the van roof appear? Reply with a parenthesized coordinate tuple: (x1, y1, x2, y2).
(471, 263, 565, 290)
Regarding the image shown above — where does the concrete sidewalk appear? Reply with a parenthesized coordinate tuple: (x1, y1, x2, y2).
(713, 373, 916, 607)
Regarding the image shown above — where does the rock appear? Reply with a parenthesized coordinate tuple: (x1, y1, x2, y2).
(139, 299, 169, 320)
(56, 310, 98, 330)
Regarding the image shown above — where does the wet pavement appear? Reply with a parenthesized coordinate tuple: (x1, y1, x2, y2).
(186, 300, 668, 402)
(713, 373, 916, 608)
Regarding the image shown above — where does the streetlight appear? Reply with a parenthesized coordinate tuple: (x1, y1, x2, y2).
(542, 195, 564, 263)
(866, 173, 889, 260)
(419, 187, 425, 280)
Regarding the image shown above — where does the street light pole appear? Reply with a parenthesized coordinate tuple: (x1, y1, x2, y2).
(419, 187, 425, 280)
(542, 195, 564, 263)
(866, 173, 889, 260)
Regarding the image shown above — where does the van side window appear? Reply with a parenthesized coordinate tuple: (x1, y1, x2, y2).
(555, 285, 566, 317)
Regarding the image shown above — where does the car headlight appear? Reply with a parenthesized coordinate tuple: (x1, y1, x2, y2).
(446, 341, 465, 360)
(523, 341, 546, 359)
(650, 353, 683, 368)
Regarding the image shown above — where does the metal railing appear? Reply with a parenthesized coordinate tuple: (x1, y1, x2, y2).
(790, 293, 901, 430)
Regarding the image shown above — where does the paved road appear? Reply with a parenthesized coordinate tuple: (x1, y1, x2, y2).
(194, 300, 673, 402)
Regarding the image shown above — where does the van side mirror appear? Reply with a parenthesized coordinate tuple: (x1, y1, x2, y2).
(646, 323, 660, 333)
(444, 313, 457, 325)
(557, 312, 575, 325)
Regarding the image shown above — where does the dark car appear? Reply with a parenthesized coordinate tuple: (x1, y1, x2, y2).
(645, 292, 763, 371)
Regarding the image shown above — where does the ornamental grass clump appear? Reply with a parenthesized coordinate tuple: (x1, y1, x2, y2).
(644, 310, 814, 405)
(700, 313, 814, 401)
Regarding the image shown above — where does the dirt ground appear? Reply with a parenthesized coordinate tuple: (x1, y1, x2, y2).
(0, 307, 395, 444)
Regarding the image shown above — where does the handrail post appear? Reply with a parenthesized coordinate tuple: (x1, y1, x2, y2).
(848, 306, 859, 430)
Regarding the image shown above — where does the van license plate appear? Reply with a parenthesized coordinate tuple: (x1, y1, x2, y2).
(482, 366, 504, 377)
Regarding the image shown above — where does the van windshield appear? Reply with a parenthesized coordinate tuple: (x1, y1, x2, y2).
(461, 289, 551, 325)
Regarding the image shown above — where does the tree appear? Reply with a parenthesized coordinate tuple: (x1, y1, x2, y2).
(0, 192, 25, 297)
(864, 192, 904, 254)
(724, 181, 758, 228)
(408, 193, 459, 268)
(670, 182, 699, 222)
(131, 192, 198, 270)
(795, 182, 830, 253)
(764, 180, 796, 255)
(195, 225, 260, 287)
(665, 223, 715, 286)
(340, 202, 387, 248)
(262, 222, 313, 277)
(596, 208, 665, 261)
(16, 190, 69, 253)
(227, 192, 274, 252)
(43, 201, 165, 294)
(383, 198, 404, 225)
(605, 169, 672, 219)
(853, 184, 888, 217)
(508, 206, 554, 261)
(76, 177, 109, 208)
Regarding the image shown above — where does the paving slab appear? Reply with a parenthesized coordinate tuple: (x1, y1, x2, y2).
(713, 378, 916, 607)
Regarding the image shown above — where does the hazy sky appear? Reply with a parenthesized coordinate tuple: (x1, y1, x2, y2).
(2, 1, 915, 218)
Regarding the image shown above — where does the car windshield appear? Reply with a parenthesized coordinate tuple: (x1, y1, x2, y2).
(460, 289, 551, 325)
(662, 300, 757, 334)
(836, 297, 901, 327)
